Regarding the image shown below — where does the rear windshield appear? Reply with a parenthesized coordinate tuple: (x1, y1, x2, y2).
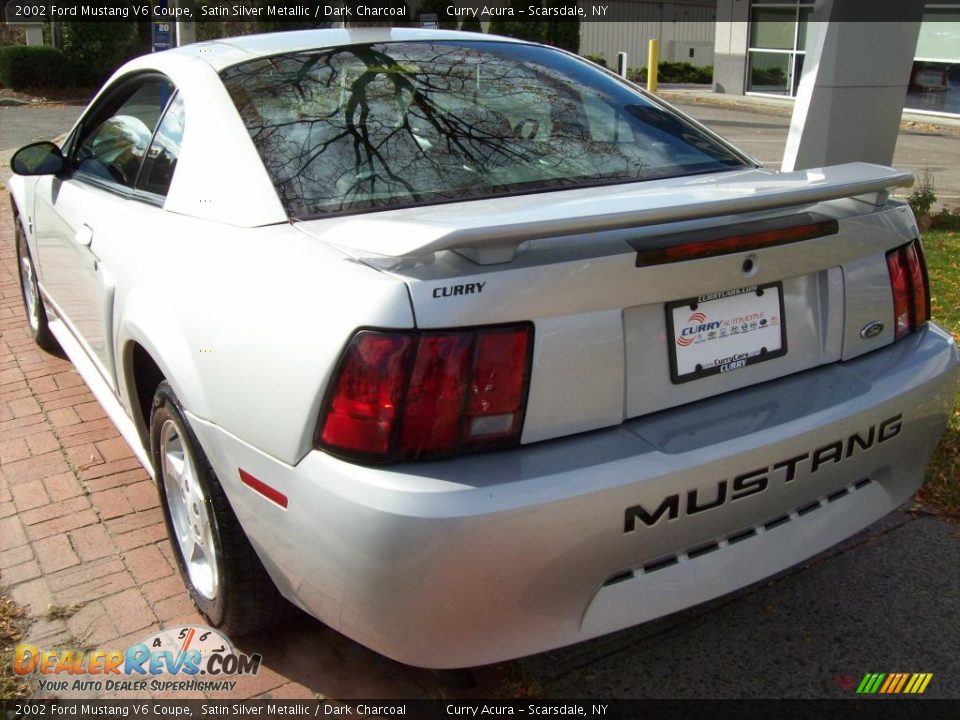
(220, 40, 750, 219)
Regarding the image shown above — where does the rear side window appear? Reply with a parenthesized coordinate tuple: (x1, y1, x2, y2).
(136, 93, 185, 197)
(75, 79, 174, 189)
(221, 41, 748, 220)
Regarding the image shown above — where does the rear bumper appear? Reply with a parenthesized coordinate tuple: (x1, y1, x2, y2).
(189, 324, 958, 668)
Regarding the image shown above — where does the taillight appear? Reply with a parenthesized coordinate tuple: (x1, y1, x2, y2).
(886, 239, 930, 340)
(318, 333, 413, 455)
(318, 324, 533, 462)
(905, 243, 929, 326)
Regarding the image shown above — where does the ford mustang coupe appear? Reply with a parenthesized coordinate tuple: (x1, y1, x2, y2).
(8, 28, 958, 668)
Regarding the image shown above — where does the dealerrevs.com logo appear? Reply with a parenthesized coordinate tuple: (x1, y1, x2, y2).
(14, 626, 261, 694)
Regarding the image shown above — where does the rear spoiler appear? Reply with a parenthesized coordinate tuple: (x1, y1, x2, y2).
(294, 162, 913, 265)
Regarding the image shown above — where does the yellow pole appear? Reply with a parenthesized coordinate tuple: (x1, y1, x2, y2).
(647, 39, 660, 92)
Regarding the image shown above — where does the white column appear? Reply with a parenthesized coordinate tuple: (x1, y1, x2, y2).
(712, 0, 750, 95)
(782, 0, 924, 171)
(174, 0, 196, 46)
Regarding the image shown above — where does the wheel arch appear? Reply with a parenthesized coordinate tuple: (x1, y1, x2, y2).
(125, 342, 166, 450)
(117, 287, 212, 451)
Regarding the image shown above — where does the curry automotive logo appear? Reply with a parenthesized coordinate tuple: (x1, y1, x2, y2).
(856, 672, 933, 694)
(676, 312, 709, 347)
(13, 625, 261, 694)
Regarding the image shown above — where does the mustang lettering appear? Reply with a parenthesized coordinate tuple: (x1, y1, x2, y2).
(624, 414, 904, 532)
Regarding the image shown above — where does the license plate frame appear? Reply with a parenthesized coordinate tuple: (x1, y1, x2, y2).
(665, 282, 787, 384)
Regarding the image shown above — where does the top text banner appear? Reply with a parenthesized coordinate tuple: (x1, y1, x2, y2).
(8, 0, 624, 23)
(4, 0, 927, 24)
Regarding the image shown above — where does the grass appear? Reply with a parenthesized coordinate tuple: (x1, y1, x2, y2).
(919, 228, 960, 517)
(0, 595, 28, 700)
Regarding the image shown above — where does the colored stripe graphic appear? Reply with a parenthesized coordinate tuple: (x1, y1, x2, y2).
(879, 674, 896, 693)
(857, 673, 933, 694)
(913, 674, 933, 694)
(893, 674, 909, 694)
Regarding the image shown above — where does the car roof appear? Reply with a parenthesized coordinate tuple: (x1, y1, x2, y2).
(147, 27, 520, 73)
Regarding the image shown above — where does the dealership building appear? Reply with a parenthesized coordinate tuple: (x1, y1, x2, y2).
(2, 0, 957, 118)
(581, 0, 960, 118)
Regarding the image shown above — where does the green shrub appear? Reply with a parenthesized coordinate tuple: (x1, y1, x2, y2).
(60, 21, 140, 86)
(660, 61, 712, 84)
(459, 18, 482, 32)
(933, 207, 960, 230)
(0, 45, 75, 90)
(750, 66, 786, 86)
(909, 169, 937, 219)
(582, 53, 607, 68)
(627, 62, 713, 85)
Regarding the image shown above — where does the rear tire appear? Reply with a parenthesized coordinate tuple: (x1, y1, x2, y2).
(150, 381, 288, 635)
(15, 215, 57, 352)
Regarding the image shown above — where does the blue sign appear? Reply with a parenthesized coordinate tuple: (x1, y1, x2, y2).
(153, 0, 172, 52)
(153, 22, 173, 52)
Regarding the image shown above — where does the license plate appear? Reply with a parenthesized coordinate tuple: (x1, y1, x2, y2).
(666, 283, 787, 384)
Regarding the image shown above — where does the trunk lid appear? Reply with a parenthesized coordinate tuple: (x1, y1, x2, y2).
(294, 163, 916, 445)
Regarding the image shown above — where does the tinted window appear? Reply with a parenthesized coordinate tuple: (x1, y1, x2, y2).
(137, 93, 185, 196)
(75, 79, 173, 188)
(221, 41, 748, 219)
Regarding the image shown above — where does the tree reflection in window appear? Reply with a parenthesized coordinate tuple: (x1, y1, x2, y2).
(221, 41, 747, 219)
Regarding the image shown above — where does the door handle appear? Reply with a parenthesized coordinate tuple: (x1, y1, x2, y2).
(74, 224, 93, 247)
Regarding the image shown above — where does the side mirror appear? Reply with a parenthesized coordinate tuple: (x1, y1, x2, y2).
(11, 141, 65, 176)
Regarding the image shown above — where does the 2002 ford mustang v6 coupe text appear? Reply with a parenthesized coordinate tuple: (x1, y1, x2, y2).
(8, 28, 958, 668)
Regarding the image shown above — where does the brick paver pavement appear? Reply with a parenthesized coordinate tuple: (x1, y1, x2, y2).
(0, 192, 508, 700)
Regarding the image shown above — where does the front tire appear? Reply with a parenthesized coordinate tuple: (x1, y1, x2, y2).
(15, 215, 57, 352)
(150, 381, 288, 635)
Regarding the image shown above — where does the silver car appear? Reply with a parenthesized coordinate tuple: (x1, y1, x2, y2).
(8, 28, 958, 668)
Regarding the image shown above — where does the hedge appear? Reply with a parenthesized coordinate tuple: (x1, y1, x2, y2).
(60, 21, 140, 86)
(0, 46, 75, 90)
(628, 61, 713, 85)
(582, 53, 608, 68)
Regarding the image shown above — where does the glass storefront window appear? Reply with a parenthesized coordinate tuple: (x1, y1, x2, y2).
(746, 1, 960, 116)
(915, 10, 960, 62)
(748, 51, 790, 95)
(906, 8, 960, 116)
(750, 8, 796, 49)
(905, 60, 960, 114)
(747, 1, 814, 97)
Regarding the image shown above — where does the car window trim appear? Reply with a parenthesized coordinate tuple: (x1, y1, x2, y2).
(133, 89, 181, 194)
(66, 72, 178, 207)
(69, 71, 173, 160)
(70, 172, 168, 208)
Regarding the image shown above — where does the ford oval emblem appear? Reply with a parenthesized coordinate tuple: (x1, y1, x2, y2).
(860, 321, 884, 339)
